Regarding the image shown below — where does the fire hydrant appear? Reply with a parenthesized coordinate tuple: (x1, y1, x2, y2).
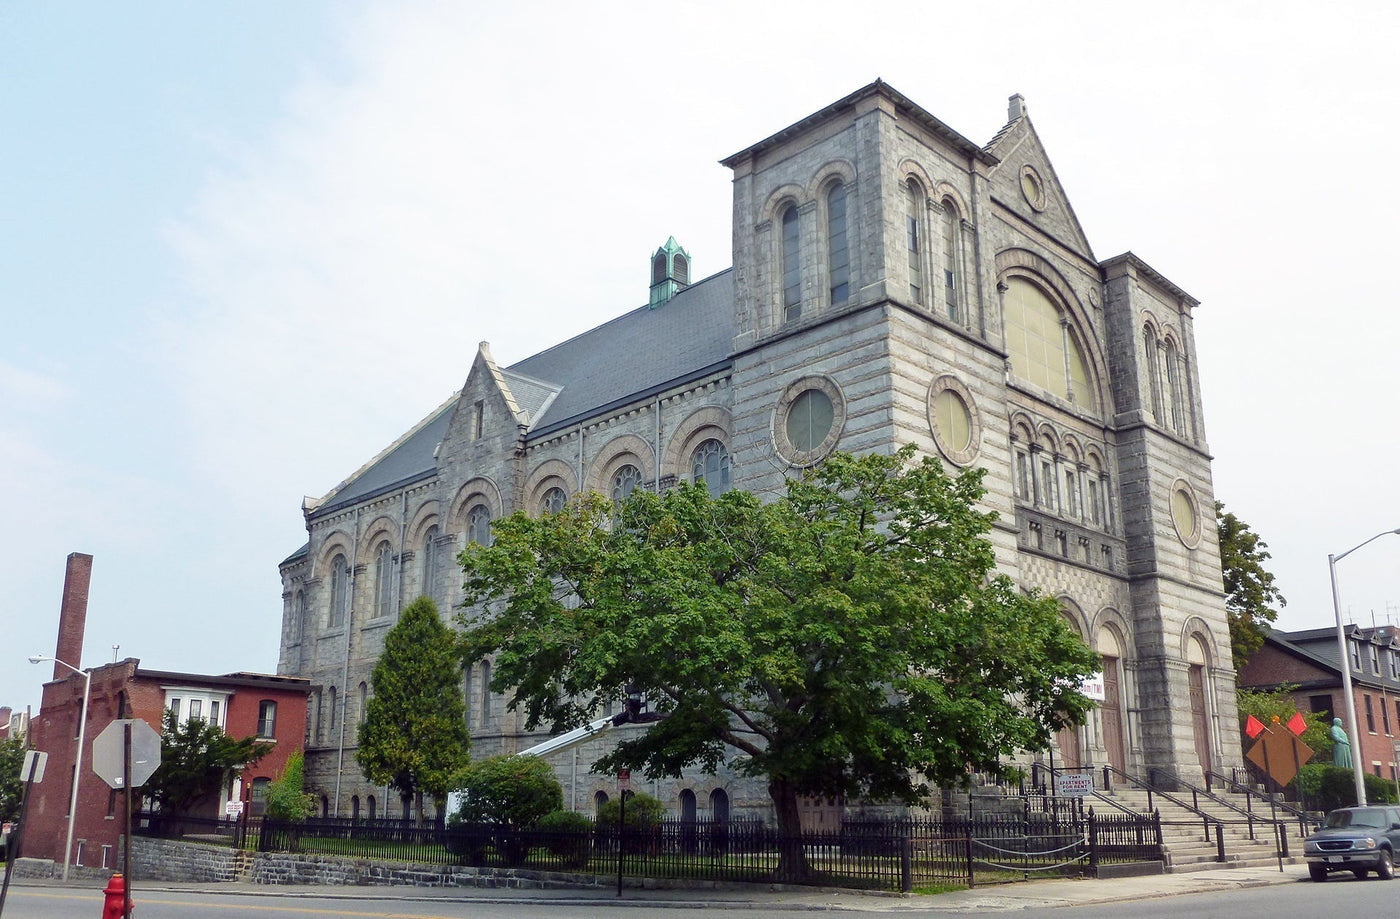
(101, 872, 129, 918)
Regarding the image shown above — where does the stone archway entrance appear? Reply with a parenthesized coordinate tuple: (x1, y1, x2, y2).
(1097, 627, 1127, 775)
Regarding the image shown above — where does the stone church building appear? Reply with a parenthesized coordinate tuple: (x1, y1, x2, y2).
(276, 80, 1242, 821)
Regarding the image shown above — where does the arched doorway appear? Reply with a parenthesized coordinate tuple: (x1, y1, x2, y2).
(1187, 635, 1213, 774)
(1097, 627, 1127, 774)
(709, 788, 730, 822)
(1055, 609, 1083, 770)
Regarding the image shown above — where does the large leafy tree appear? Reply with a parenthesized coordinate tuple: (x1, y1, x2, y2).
(1216, 501, 1286, 673)
(356, 596, 471, 824)
(459, 447, 1099, 874)
(1, 734, 25, 825)
(146, 710, 271, 816)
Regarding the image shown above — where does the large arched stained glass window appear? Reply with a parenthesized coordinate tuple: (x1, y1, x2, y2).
(611, 464, 642, 503)
(466, 505, 492, 547)
(1002, 278, 1096, 410)
(691, 439, 730, 498)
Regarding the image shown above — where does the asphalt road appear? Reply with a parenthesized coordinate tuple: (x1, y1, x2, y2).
(0, 871, 1390, 918)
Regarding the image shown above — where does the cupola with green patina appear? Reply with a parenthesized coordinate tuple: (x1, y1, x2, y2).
(648, 237, 691, 308)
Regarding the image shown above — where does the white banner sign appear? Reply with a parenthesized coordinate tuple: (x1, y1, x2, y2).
(1080, 672, 1106, 702)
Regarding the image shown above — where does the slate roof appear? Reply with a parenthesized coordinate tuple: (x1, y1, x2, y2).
(508, 268, 735, 435)
(317, 398, 457, 512)
(306, 269, 736, 521)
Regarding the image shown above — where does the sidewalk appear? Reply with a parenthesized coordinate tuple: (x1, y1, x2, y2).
(4, 864, 1310, 912)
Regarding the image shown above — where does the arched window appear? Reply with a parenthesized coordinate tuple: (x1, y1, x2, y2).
(827, 184, 849, 305)
(782, 205, 801, 322)
(328, 553, 348, 629)
(373, 541, 393, 619)
(673, 252, 689, 285)
(611, 464, 642, 503)
(358, 681, 368, 724)
(691, 439, 730, 498)
(541, 486, 567, 515)
(328, 686, 337, 733)
(941, 202, 960, 322)
(351, 795, 360, 820)
(367, 795, 377, 819)
(1143, 324, 1162, 420)
(1163, 339, 1185, 434)
(420, 525, 439, 600)
(594, 791, 609, 813)
(466, 505, 492, 547)
(479, 660, 492, 727)
(1003, 278, 1096, 410)
(906, 180, 924, 305)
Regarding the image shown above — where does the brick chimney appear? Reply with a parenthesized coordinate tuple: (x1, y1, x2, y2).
(54, 552, 93, 680)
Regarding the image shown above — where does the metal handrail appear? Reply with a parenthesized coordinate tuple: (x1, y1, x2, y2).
(1099, 764, 1223, 840)
(1028, 763, 1158, 820)
(1204, 768, 1314, 836)
(1147, 766, 1281, 843)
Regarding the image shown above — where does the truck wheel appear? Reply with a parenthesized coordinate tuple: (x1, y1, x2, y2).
(1309, 863, 1328, 882)
(1376, 850, 1394, 880)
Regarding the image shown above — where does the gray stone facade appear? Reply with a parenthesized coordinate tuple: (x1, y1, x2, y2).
(276, 80, 1242, 822)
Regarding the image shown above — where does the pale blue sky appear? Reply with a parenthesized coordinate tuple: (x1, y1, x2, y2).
(4, 1, 1398, 714)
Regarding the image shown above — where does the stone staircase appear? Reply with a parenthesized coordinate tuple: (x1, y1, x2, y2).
(1094, 784, 1309, 873)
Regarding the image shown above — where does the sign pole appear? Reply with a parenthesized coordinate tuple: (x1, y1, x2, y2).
(123, 722, 133, 919)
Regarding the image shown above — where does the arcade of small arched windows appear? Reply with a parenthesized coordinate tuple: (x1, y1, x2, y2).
(758, 160, 975, 336)
(1010, 418, 1121, 571)
(1142, 317, 1194, 441)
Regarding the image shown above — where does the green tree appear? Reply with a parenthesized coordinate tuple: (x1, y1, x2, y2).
(356, 596, 471, 824)
(1217, 501, 1286, 673)
(448, 755, 562, 827)
(263, 750, 317, 822)
(459, 447, 1099, 876)
(145, 710, 271, 817)
(596, 791, 665, 828)
(0, 734, 25, 825)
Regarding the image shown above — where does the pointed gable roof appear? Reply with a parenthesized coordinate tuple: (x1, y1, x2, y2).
(983, 95, 1096, 262)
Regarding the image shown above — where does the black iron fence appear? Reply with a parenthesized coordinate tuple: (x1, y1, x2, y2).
(134, 811, 257, 850)
(137, 810, 1161, 892)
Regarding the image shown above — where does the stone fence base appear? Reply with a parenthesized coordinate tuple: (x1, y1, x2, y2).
(127, 838, 612, 889)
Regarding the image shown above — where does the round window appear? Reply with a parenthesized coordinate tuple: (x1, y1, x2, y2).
(786, 389, 835, 453)
(772, 377, 845, 466)
(1170, 482, 1200, 547)
(1020, 166, 1046, 211)
(926, 375, 981, 466)
(933, 389, 972, 454)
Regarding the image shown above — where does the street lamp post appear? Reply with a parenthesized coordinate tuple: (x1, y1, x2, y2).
(1329, 528, 1400, 808)
(28, 654, 92, 882)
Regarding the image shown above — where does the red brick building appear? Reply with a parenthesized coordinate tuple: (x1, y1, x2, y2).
(1238, 625, 1400, 781)
(23, 552, 309, 874)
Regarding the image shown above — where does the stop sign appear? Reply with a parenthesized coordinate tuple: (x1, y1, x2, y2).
(92, 718, 162, 789)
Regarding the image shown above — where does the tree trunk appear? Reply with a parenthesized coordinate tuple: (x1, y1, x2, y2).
(768, 778, 811, 881)
(414, 790, 425, 827)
